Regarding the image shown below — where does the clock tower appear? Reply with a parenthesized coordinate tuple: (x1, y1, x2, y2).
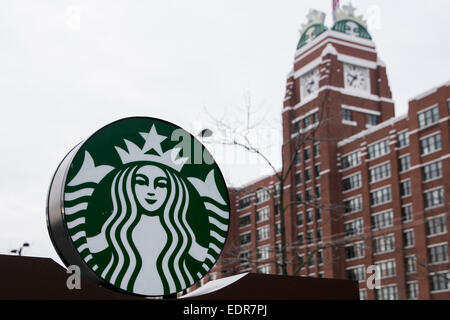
(281, 5, 395, 278)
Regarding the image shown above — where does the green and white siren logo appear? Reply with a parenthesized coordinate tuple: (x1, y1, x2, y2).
(47, 117, 230, 296)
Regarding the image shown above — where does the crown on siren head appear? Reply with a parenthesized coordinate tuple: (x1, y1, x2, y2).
(114, 124, 189, 172)
(299, 9, 326, 35)
(334, 3, 368, 27)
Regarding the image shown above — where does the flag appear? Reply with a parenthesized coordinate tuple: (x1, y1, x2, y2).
(333, 0, 340, 11)
(332, 0, 340, 21)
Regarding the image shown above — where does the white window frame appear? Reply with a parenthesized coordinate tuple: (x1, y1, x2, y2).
(403, 228, 415, 249)
(400, 179, 412, 198)
(375, 258, 397, 279)
(429, 270, 450, 293)
(369, 161, 391, 184)
(369, 185, 392, 208)
(256, 206, 270, 224)
(342, 171, 362, 193)
(426, 213, 447, 238)
(420, 131, 442, 156)
(239, 213, 251, 229)
(343, 194, 363, 215)
(427, 242, 449, 265)
(373, 233, 395, 255)
(367, 138, 390, 161)
(424, 186, 445, 210)
(406, 281, 419, 300)
(405, 255, 417, 274)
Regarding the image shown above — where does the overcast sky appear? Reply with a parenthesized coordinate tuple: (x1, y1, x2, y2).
(0, 0, 448, 262)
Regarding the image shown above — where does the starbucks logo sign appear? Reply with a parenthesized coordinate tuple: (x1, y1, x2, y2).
(47, 117, 230, 296)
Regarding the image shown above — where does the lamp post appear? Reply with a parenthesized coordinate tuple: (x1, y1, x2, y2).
(10, 242, 30, 256)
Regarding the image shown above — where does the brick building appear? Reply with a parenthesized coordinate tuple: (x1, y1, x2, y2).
(205, 6, 450, 300)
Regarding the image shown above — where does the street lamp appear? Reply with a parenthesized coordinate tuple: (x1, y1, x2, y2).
(10, 242, 30, 256)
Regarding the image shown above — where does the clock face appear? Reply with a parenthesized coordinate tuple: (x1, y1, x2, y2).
(344, 63, 370, 92)
(301, 67, 319, 99)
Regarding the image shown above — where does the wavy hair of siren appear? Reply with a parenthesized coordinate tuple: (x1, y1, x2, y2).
(99, 163, 197, 294)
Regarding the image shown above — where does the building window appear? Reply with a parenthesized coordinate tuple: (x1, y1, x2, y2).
(398, 155, 411, 172)
(367, 139, 389, 160)
(306, 209, 313, 224)
(273, 184, 280, 196)
(306, 230, 314, 245)
(368, 114, 379, 126)
(314, 164, 321, 178)
(305, 168, 312, 181)
(257, 245, 270, 261)
(314, 142, 320, 158)
(305, 189, 313, 202)
(257, 264, 271, 274)
(345, 242, 365, 260)
(292, 120, 301, 134)
(298, 233, 304, 246)
(304, 147, 311, 162)
(428, 243, 449, 264)
(240, 233, 251, 246)
(426, 214, 447, 236)
(375, 260, 396, 279)
(370, 186, 392, 207)
(342, 109, 352, 121)
(342, 173, 362, 192)
(239, 196, 251, 209)
(420, 132, 442, 155)
(297, 212, 304, 226)
(344, 196, 362, 214)
(397, 131, 409, 148)
(424, 187, 444, 209)
(418, 105, 439, 128)
(307, 254, 315, 267)
(403, 229, 415, 248)
(257, 225, 270, 241)
(346, 266, 366, 282)
(318, 250, 323, 265)
(373, 234, 395, 254)
(315, 185, 321, 199)
(422, 161, 442, 182)
(405, 256, 416, 274)
(407, 282, 419, 300)
(400, 180, 411, 197)
(316, 228, 322, 243)
(371, 210, 393, 230)
(341, 151, 361, 170)
(430, 272, 450, 292)
(303, 115, 311, 129)
(296, 192, 303, 205)
(239, 215, 251, 228)
(344, 218, 364, 237)
(295, 172, 302, 186)
(295, 151, 301, 165)
(256, 188, 270, 203)
(376, 285, 398, 300)
(369, 162, 390, 183)
(274, 203, 280, 216)
(275, 221, 281, 235)
(298, 254, 305, 267)
(402, 204, 413, 223)
(360, 289, 367, 300)
(256, 207, 269, 223)
(316, 208, 322, 221)
(239, 250, 250, 268)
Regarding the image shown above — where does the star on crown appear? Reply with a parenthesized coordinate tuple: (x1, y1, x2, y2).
(114, 125, 189, 172)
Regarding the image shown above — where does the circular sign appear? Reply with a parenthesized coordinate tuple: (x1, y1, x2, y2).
(47, 117, 230, 296)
